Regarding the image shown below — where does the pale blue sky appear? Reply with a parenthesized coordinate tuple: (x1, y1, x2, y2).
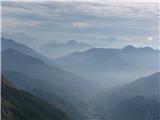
(2, 1, 159, 48)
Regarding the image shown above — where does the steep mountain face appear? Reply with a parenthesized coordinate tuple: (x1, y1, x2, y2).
(39, 40, 93, 59)
(2, 70, 87, 119)
(2, 48, 96, 119)
(1, 38, 52, 65)
(1, 76, 70, 120)
(96, 72, 160, 120)
(54, 46, 159, 87)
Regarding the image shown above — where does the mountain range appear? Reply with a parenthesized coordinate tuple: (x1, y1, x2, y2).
(39, 40, 93, 59)
(96, 72, 160, 120)
(2, 48, 95, 119)
(1, 38, 53, 65)
(2, 32, 39, 48)
(1, 37, 159, 119)
(54, 45, 159, 87)
(1, 38, 98, 119)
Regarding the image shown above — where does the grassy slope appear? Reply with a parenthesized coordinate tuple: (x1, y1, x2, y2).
(1, 76, 70, 120)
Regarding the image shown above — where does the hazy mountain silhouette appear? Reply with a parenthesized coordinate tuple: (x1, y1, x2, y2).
(103, 96, 160, 120)
(54, 46, 159, 87)
(2, 37, 159, 119)
(2, 32, 41, 49)
(39, 40, 93, 59)
(97, 72, 160, 120)
(1, 37, 53, 65)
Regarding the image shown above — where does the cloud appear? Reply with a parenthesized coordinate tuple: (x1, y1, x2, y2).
(2, 0, 159, 2)
(72, 22, 90, 28)
(146, 36, 153, 41)
(1, 1, 159, 49)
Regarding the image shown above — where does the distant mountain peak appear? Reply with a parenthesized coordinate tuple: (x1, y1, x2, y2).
(123, 45, 156, 52)
(2, 37, 18, 45)
(1, 37, 34, 52)
(149, 72, 160, 78)
(138, 46, 154, 51)
(66, 40, 93, 47)
(123, 45, 136, 50)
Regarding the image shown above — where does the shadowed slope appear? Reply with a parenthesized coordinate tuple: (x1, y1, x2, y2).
(1, 76, 70, 120)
